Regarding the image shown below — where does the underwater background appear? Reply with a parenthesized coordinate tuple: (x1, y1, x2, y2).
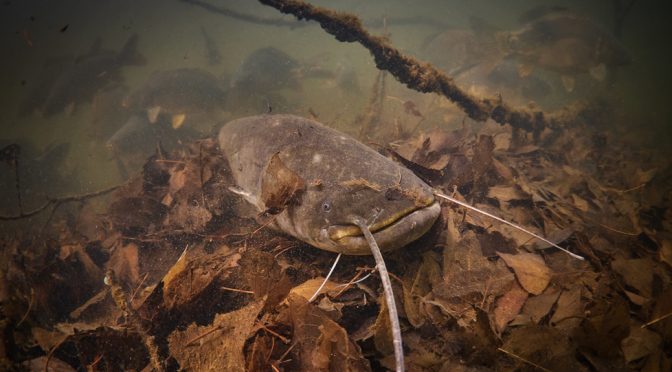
(1, 1, 671, 370)
(1, 0, 670, 215)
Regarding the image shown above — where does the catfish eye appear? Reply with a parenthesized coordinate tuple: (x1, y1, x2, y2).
(321, 201, 332, 213)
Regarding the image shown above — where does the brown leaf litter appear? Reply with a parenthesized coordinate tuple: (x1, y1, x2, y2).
(1, 108, 672, 371)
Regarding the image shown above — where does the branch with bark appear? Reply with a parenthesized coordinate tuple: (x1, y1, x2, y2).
(258, 0, 585, 134)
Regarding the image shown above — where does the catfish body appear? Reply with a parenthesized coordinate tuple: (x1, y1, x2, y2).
(218, 115, 440, 255)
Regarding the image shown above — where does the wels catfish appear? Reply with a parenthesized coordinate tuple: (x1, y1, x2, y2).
(218, 114, 441, 255)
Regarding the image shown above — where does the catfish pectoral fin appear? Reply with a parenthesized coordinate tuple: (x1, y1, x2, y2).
(228, 186, 260, 207)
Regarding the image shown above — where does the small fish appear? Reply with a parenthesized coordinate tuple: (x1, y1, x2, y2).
(497, 10, 630, 86)
(230, 46, 302, 92)
(124, 68, 227, 128)
(106, 115, 160, 155)
(18, 55, 73, 117)
(422, 29, 488, 76)
(41, 34, 146, 116)
(218, 115, 441, 255)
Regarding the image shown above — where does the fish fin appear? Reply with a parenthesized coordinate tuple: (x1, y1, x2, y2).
(228, 186, 260, 207)
(118, 33, 146, 66)
(147, 106, 161, 123)
(171, 113, 186, 129)
(561, 75, 575, 92)
(589, 63, 607, 81)
(518, 63, 534, 77)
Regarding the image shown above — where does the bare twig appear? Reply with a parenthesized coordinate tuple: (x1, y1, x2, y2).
(185, 323, 230, 346)
(183, 0, 450, 29)
(642, 311, 672, 328)
(308, 252, 341, 302)
(497, 347, 552, 372)
(0, 184, 121, 220)
(181, 0, 304, 27)
(220, 286, 255, 295)
(16, 288, 34, 327)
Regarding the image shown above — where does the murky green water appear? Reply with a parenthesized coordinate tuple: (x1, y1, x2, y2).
(1, 0, 670, 218)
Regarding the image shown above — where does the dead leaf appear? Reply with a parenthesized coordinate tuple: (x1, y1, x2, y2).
(59, 244, 103, 283)
(634, 168, 657, 185)
(166, 199, 213, 233)
(550, 287, 583, 329)
(374, 294, 394, 355)
(570, 193, 590, 212)
(284, 294, 370, 371)
(498, 252, 551, 295)
(659, 240, 672, 269)
(621, 325, 662, 363)
(162, 247, 189, 290)
(611, 257, 654, 298)
(403, 251, 441, 328)
(494, 281, 528, 333)
(290, 277, 340, 301)
(521, 286, 560, 324)
(650, 287, 672, 341)
(436, 231, 514, 324)
(261, 152, 306, 214)
(163, 250, 241, 310)
(168, 299, 265, 372)
(487, 185, 530, 203)
(22, 356, 76, 372)
(502, 325, 581, 370)
(168, 167, 188, 196)
(239, 249, 291, 311)
(575, 296, 630, 357)
(107, 242, 140, 286)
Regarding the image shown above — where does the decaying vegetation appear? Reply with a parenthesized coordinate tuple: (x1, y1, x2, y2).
(1, 1, 670, 371)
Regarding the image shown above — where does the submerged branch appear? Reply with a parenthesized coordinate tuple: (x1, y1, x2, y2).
(181, 0, 302, 28)
(183, 0, 450, 29)
(258, 0, 583, 134)
(0, 184, 121, 220)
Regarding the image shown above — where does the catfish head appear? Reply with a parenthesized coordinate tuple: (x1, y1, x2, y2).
(219, 114, 441, 256)
(265, 143, 440, 255)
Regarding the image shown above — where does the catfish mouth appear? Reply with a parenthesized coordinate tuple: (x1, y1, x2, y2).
(326, 200, 441, 255)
